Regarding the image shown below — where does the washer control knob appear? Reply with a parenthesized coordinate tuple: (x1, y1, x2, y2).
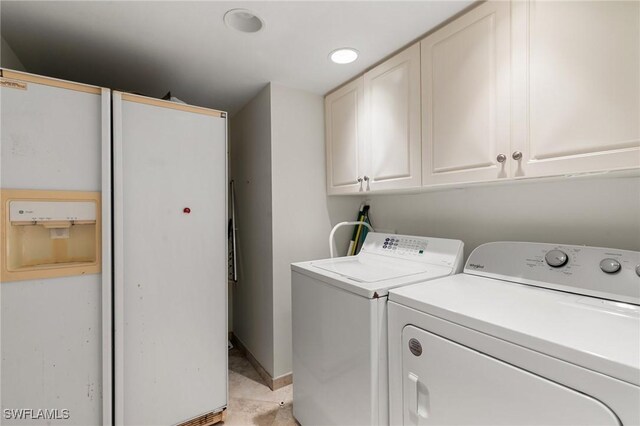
(545, 250, 568, 267)
(599, 258, 621, 274)
(636, 265, 640, 277)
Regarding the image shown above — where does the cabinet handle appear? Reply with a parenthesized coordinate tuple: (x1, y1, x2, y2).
(496, 154, 507, 163)
(512, 151, 523, 161)
(363, 176, 370, 182)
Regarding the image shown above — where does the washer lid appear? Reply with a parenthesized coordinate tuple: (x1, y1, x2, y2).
(292, 255, 453, 299)
(389, 274, 640, 386)
(311, 255, 429, 283)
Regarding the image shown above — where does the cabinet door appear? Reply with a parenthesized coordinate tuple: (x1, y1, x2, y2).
(364, 44, 421, 192)
(421, 1, 511, 185)
(326, 78, 366, 195)
(512, 1, 640, 177)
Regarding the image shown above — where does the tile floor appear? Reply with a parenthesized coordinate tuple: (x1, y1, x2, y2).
(224, 348, 297, 426)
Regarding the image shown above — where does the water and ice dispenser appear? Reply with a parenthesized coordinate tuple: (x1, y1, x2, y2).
(1, 190, 101, 282)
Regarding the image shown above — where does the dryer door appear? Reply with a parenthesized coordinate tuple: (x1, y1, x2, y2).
(401, 325, 620, 425)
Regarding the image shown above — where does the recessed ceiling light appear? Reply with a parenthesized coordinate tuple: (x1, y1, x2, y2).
(330, 48, 359, 64)
(224, 9, 264, 33)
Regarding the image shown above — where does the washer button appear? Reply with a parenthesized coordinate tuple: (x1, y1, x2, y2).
(545, 250, 568, 267)
(600, 258, 621, 274)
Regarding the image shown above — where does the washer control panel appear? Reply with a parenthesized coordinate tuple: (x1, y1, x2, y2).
(381, 237, 427, 256)
(359, 233, 464, 269)
(465, 242, 640, 305)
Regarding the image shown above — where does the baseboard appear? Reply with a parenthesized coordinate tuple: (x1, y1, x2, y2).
(177, 408, 226, 426)
(229, 332, 293, 391)
(272, 371, 293, 390)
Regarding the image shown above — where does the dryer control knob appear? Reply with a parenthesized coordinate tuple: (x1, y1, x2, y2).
(635, 264, 640, 277)
(599, 258, 621, 274)
(545, 250, 568, 267)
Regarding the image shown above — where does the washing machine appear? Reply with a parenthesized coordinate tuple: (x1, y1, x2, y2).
(291, 233, 464, 425)
(388, 241, 640, 425)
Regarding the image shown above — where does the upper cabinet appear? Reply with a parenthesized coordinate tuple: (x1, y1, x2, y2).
(325, 0, 640, 195)
(421, 1, 511, 185)
(325, 77, 365, 195)
(364, 44, 421, 192)
(511, 1, 640, 177)
(325, 45, 420, 194)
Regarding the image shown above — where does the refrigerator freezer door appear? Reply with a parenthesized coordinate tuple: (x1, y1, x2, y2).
(113, 93, 227, 425)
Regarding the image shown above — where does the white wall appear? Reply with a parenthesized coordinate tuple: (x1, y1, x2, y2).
(1, 37, 25, 71)
(363, 175, 640, 258)
(270, 83, 333, 378)
(230, 84, 275, 375)
(326, 197, 369, 257)
(229, 84, 640, 383)
(230, 83, 361, 379)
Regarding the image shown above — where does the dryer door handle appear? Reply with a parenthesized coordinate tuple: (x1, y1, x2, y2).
(408, 373, 419, 417)
(408, 372, 430, 420)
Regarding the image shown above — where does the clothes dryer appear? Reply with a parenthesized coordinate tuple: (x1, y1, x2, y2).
(388, 242, 640, 425)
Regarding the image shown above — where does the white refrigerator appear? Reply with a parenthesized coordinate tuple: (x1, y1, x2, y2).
(0, 69, 110, 426)
(113, 92, 228, 425)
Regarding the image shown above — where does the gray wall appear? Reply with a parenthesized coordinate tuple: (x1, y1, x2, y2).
(360, 175, 640, 258)
(229, 83, 640, 382)
(270, 83, 362, 377)
(1, 36, 25, 71)
(230, 84, 275, 376)
(231, 83, 360, 378)
(271, 83, 326, 378)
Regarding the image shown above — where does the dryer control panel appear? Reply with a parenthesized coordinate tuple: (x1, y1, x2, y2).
(465, 242, 640, 305)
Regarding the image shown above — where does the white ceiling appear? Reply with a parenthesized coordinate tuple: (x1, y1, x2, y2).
(0, 1, 473, 115)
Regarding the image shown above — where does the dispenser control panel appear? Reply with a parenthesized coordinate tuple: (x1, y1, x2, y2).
(10, 200, 96, 222)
